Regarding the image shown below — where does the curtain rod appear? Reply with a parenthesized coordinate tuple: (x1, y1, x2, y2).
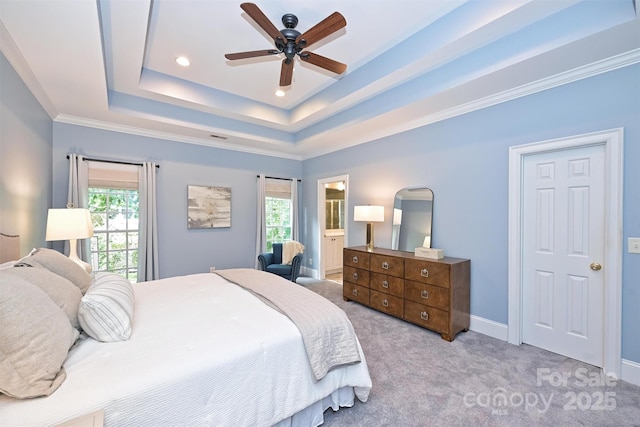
(66, 155, 159, 168)
(258, 175, 301, 182)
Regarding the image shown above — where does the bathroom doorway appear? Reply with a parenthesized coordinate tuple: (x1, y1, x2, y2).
(317, 175, 348, 282)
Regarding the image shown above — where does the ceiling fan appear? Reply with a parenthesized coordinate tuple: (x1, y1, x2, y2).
(224, 2, 347, 87)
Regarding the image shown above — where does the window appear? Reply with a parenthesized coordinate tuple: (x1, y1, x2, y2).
(265, 197, 291, 251)
(265, 178, 293, 252)
(89, 188, 139, 282)
(87, 162, 140, 282)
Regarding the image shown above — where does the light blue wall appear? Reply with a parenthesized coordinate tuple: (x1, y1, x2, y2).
(52, 123, 301, 278)
(0, 52, 52, 255)
(3, 48, 638, 365)
(301, 64, 640, 363)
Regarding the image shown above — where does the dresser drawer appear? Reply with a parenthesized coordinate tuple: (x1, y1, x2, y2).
(405, 258, 450, 287)
(370, 272, 404, 297)
(370, 290, 404, 318)
(344, 249, 370, 270)
(404, 280, 449, 310)
(343, 246, 469, 342)
(343, 282, 370, 305)
(370, 253, 404, 277)
(343, 265, 370, 287)
(404, 300, 449, 333)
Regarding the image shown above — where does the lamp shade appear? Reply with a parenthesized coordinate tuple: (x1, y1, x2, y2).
(354, 205, 384, 222)
(45, 208, 94, 241)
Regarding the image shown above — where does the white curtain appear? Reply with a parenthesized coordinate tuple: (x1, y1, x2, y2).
(138, 162, 159, 281)
(255, 174, 267, 268)
(291, 178, 299, 242)
(67, 154, 91, 262)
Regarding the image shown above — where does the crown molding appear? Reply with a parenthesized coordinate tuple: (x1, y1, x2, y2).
(43, 49, 640, 161)
(0, 20, 58, 119)
(54, 115, 303, 161)
(441, 48, 640, 122)
(301, 48, 640, 160)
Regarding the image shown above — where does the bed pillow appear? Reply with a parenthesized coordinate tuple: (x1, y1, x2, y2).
(0, 272, 79, 399)
(2, 265, 82, 329)
(78, 272, 135, 342)
(19, 248, 92, 293)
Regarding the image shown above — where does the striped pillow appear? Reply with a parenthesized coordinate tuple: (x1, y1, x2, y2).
(78, 272, 134, 342)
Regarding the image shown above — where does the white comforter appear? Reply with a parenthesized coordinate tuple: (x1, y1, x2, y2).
(0, 273, 371, 426)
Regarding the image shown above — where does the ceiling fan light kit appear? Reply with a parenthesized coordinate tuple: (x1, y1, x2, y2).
(224, 2, 347, 87)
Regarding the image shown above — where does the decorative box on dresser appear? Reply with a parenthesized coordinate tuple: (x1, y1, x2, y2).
(343, 246, 470, 341)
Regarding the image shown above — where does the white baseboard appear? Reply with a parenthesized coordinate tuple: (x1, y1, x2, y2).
(469, 315, 508, 341)
(301, 266, 319, 279)
(621, 358, 640, 386)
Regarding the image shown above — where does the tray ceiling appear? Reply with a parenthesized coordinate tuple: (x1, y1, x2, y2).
(1, 0, 638, 159)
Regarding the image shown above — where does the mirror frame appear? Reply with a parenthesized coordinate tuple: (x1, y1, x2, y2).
(391, 187, 434, 251)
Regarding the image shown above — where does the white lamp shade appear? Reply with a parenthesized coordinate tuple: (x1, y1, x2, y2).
(354, 205, 384, 222)
(45, 208, 94, 241)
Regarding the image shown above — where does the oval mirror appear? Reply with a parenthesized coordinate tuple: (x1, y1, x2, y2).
(391, 187, 434, 251)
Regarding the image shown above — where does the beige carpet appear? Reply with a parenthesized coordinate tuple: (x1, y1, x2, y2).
(297, 278, 640, 426)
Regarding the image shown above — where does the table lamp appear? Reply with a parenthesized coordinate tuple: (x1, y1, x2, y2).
(354, 205, 384, 252)
(45, 207, 94, 272)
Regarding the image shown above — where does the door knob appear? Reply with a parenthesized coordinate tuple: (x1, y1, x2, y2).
(590, 262, 602, 271)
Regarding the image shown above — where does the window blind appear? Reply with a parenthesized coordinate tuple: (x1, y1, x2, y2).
(88, 161, 138, 190)
(265, 178, 291, 199)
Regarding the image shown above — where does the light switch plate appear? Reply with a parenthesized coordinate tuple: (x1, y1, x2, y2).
(629, 237, 640, 254)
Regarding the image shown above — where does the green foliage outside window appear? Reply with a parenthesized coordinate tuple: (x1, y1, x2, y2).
(88, 188, 139, 282)
(265, 197, 292, 252)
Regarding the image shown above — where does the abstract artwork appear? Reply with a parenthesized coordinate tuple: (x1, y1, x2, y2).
(187, 185, 231, 229)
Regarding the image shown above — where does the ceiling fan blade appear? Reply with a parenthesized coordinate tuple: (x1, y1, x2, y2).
(280, 59, 294, 86)
(295, 11, 346, 49)
(299, 52, 346, 74)
(240, 3, 283, 43)
(225, 49, 279, 60)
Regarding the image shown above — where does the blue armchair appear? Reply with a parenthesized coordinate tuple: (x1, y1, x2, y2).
(258, 243, 303, 282)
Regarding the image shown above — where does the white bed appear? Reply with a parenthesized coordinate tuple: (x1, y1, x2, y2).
(0, 240, 372, 426)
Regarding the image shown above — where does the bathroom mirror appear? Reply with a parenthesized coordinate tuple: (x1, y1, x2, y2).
(391, 187, 434, 251)
(325, 181, 345, 230)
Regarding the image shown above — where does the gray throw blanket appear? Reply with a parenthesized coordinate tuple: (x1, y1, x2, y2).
(215, 269, 361, 381)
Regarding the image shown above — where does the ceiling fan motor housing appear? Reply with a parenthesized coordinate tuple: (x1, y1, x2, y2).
(279, 14, 302, 59)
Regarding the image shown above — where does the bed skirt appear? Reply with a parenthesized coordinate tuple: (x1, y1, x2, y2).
(275, 385, 361, 427)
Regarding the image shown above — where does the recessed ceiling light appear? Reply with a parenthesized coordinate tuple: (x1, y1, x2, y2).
(176, 56, 190, 67)
(275, 89, 285, 97)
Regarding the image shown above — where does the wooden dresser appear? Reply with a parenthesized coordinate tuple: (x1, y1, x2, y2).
(343, 246, 470, 341)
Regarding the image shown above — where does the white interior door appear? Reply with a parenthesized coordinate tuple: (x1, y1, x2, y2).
(522, 144, 605, 366)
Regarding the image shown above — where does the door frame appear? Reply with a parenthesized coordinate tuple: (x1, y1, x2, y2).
(317, 174, 349, 280)
(507, 128, 623, 377)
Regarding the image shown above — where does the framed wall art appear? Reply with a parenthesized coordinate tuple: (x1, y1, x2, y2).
(187, 185, 231, 229)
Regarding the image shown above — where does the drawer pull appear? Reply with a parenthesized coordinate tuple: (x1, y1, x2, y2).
(352, 289, 358, 297)
(421, 290, 429, 299)
(382, 280, 389, 289)
(421, 268, 429, 278)
(352, 256, 359, 264)
(420, 311, 429, 321)
(382, 261, 389, 270)
(353, 272, 359, 280)
(382, 299, 389, 308)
